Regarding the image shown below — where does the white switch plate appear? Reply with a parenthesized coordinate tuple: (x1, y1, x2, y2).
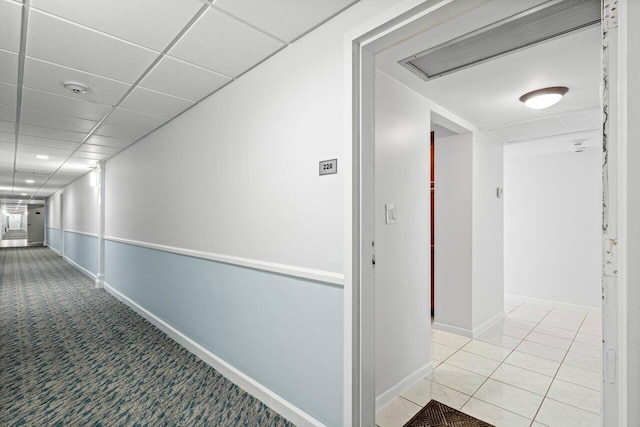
(385, 204, 397, 224)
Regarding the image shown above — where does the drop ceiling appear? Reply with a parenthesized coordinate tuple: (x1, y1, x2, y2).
(0, 0, 359, 199)
(375, 0, 602, 151)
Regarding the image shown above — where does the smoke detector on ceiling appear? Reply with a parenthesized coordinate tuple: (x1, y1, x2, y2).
(62, 81, 89, 94)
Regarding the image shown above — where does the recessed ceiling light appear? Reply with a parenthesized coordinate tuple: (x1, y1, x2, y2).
(519, 86, 569, 109)
(35, 154, 49, 160)
(25, 179, 34, 183)
(20, 193, 27, 196)
(63, 81, 90, 94)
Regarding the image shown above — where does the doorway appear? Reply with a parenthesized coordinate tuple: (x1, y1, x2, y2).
(348, 0, 622, 426)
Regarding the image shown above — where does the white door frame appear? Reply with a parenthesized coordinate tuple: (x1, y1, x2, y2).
(346, 0, 627, 425)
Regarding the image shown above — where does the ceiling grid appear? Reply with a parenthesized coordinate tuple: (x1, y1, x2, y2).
(0, 0, 360, 200)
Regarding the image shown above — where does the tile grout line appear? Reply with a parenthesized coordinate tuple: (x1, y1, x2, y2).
(528, 308, 604, 423)
(460, 305, 556, 424)
(381, 303, 601, 426)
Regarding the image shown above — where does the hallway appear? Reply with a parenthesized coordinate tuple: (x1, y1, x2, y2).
(0, 247, 292, 426)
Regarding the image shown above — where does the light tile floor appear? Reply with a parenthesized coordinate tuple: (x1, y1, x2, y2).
(376, 299, 602, 427)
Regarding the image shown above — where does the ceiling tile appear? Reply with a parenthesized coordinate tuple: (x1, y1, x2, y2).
(141, 55, 232, 101)
(85, 135, 132, 148)
(20, 108, 97, 133)
(19, 123, 86, 142)
(170, 8, 284, 77)
(16, 151, 65, 172)
(22, 87, 113, 121)
(15, 172, 47, 186)
(18, 143, 73, 157)
(60, 156, 99, 172)
(0, 105, 16, 122)
(0, 49, 19, 84)
(489, 116, 569, 143)
(106, 107, 167, 130)
(23, 56, 131, 105)
(30, 0, 202, 51)
(0, 120, 15, 133)
(0, 0, 22, 53)
(73, 151, 111, 161)
(0, 131, 14, 143)
(27, 10, 159, 83)
(94, 123, 149, 141)
(77, 144, 121, 155)
(119, 86, 194, 119)
(0, 148, 13, 167)
(0, 82, 17, 105)
(214, 0, 356, 43)
(18, 135, 80, 150)
(558, 108, 601, 133)
(0, 141, 13, 151)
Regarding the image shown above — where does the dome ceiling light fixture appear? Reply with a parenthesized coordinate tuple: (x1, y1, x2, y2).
(62, 81, 90, 94)
(519, 86, 569, 109)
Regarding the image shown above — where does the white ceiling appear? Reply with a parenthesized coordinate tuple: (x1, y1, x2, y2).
(0, 0, 359, 200)
(375, 0, 602, 153)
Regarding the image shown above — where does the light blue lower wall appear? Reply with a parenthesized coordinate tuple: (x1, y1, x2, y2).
(46, 227, 61, 252)
(105, 239, 343, 426)
(63, 231, 98, 276)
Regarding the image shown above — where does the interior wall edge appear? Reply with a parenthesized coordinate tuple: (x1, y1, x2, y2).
(374, 361, 432, 412)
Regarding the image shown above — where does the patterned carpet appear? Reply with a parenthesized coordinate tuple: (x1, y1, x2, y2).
(0, 247, 294, 426)
(2, 230, 28, 240)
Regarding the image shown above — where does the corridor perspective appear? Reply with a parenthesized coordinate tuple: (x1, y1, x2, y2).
(1, 0, 639, 426)
(0, 247, 292, 426)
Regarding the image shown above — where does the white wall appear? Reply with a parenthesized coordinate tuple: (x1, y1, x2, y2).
(472, 132, 504, 328)
(104, 1, 402, 277)
(434, 133, 473, 331)
(374, 70, 431, 401)
(504, 147, 602, 308)
(62, 171, 99, 235)
(8, 214, 24, 229)
(46, 191, 61, 229)
(434, 131, 504, 335)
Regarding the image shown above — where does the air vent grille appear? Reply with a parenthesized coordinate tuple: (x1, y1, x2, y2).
(402, 0, 601, 81)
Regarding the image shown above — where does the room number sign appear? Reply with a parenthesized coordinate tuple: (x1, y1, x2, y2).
(319, 159, 337, 175)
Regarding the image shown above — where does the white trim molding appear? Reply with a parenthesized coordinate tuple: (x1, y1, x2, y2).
(505, 294, 602, 315)
(472, 311, 506, 338)
(46, 244, 61, 256)
(63, 229, 100, 238)
(432, 322, 473, 338)
(375, 362, 433, 411)
(63, 255, 97, 280)
(104, 235, 344, 286)
(103, 282, 324, 427)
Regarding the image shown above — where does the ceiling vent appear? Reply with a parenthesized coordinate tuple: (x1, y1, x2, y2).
(401, 0, 601, 81)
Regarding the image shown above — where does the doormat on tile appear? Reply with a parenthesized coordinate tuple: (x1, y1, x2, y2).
(403, 400, 494, 427)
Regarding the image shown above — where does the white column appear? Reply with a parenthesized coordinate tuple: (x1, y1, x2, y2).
(95, 161, 106, 289)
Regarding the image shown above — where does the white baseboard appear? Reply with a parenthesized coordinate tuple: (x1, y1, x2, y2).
(505, 293, 601, 315)
(95, 273, 105, 289)
(46, 244, 61, 256)
(473, 311, 505, 338)
(433, 322, 473, 338)
(63, 255, 97, 280)
(375, 362, 433, 411)
(103, 282, 323, 427)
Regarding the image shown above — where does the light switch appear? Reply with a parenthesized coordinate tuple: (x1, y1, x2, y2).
(385, 204, 397, 224)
